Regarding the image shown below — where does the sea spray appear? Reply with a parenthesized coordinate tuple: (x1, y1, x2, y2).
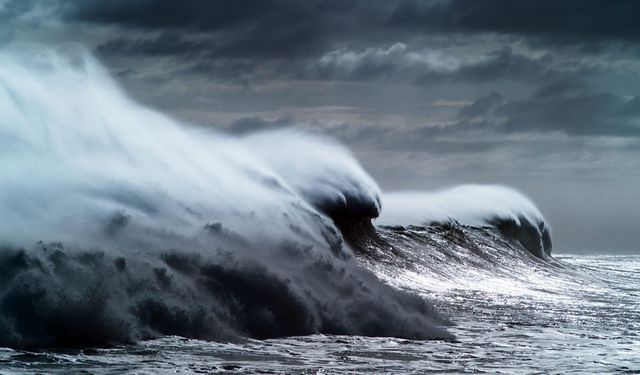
(0, 46, 451, 348)
(379, 185, 552, 257)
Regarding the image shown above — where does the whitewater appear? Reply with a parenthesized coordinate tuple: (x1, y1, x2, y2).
(0, 47, 638, 373)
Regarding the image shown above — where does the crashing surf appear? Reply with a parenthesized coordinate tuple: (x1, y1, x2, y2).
(0, 46, 551, 349)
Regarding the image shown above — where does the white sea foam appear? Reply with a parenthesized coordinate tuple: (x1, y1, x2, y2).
(379, 185, 547, 228)
(0, 45, 448, 348)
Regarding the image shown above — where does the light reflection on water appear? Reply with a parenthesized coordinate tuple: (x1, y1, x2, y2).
(1, 254, 638, 374)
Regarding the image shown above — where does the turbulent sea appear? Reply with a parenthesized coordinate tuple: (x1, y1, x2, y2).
(1, 226, 638, 374)
(1, 47, 638, 374)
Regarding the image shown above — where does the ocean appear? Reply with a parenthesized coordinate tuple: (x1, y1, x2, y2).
(1, 47, 638, 374)
(1, 227, 638, 374)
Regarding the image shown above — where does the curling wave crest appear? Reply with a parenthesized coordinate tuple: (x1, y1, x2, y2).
(0, 46, 552, 349)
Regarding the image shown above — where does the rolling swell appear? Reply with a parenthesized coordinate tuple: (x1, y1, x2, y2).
(0, 46, 451, 349)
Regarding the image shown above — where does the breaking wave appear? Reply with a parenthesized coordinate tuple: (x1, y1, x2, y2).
(379, 186, 552, 258)
(0, 46, 448, 348)
(0, 46, 552, 349)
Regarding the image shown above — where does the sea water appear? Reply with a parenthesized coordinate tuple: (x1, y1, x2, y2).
(1, 254, 637, 374)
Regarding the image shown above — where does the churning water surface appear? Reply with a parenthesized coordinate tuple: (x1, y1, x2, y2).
(1, 253, 637, 374)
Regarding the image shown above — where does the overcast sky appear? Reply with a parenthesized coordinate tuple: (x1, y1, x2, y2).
(3, 0, 640, 253)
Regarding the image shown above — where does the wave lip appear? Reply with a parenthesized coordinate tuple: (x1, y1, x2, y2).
(379, 185, 552, 258)
(243, 130, 382, 225)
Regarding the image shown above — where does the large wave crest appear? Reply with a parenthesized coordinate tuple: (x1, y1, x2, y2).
(0, 46, 553, 349)
(379, 186, 552, 258)
(0, 46, 450, 348)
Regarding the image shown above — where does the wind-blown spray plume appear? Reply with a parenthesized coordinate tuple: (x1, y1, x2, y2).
(243, 130, 382, 223)
(0, 47, 450, 348)
(379, 185, 552, 258)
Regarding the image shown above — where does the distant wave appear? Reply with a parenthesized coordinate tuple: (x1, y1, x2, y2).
(378, 186, 552, 258)
(0, 46, 551, 349)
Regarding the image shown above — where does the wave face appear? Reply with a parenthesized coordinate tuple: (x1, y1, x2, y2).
(0, 47, 451, 348)
(378, 186, 552, 258)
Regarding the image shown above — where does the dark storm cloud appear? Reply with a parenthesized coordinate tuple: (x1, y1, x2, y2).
(97, 35, 565, 85)
(342, 81, 640, 154)
(228, 117, 293, 134)
(65, 0, 384, 59)
(66, 0, 640, 49)
(55, 0, 638, 143)
(456, 86, 640, 137)
(68, 0, 276, 31)
(12, 0, 639, 145)
(372, 129, 503, 154)
(48, 0, 632, 86)
(225, 114, 504, 156)
(457, 92, 504, 119)
(389, 0, 640, 43)
(447, 48, 555, 83)
(96, 32, 202, 57)
(531, 80, 588, 99)
(500, 93, 640, 137)
(307, 45, 559, 84)
(305, 42, 456, 82)
(0, 0, 40, 43)
(0, 0, 34, 21)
